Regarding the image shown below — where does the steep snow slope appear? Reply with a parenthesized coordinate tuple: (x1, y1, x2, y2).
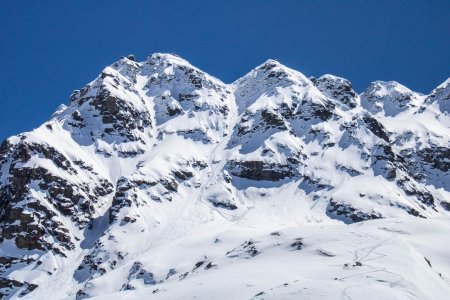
(0, 53, 449, 299)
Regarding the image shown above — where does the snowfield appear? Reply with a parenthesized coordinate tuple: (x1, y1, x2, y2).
(0, 53, 449, 299)
(88, 218, 450, 300)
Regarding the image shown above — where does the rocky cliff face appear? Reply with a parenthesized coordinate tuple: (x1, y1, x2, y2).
(1, 54, 449, 299)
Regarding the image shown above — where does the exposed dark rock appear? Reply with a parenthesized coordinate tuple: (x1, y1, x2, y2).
(237, 109, 290, 138)
(227, 160, 294, 181)
(0, 278, 37, 298)
(327, 200, 382, 223)
(290, 238, 303, 250)
(204, 262, 217, 270)
(165, 268, 176, 280)
(363, 115, 390, 143)
(173, 170, 194, 180)
(193, 261, 204, 270)
(417, 147, 450, 172)
(397, 178, 435, 206)
(441, 202, 450, 211)
(227, 240, 259, 258)
(0, 139, 113, 259)
(313, 75, 358, 108)
(210, 201, 238, 210)
(294, 99, 335, 121)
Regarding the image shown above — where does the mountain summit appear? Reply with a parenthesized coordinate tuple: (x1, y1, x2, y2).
(1, 54, 450, 299)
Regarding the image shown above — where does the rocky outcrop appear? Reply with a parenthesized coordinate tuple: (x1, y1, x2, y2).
(424, 78, 450, 113)
(327, 200, 382, 223)
(312, 74, 359, 109)
(361, 81, 421, 116)
(65, 67, 153, 145)
(0, 141, 113, 255)
(227, 160, 295, 181)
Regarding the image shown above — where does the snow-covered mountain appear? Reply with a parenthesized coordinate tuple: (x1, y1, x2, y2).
(1, 53, 449, 299)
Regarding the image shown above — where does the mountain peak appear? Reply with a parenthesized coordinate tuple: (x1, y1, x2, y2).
(425, 77, 450, 113)
(251, 59, 307, 80)
(365, 80, 414, 96)
(434, 77, 450, 90)
(256, 58, 284, 69)
(234, 58, 310, 91)
(313, 74, 359, 108)
(361, 80, 421, 116)
(147, 53, 191, 74)
(147, 52, 194, 69)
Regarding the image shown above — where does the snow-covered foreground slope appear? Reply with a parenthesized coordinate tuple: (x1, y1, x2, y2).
(0, 53, 449, 299)
(87, 218, 450, 300)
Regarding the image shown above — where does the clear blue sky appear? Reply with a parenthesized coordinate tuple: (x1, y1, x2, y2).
(1, 0, 449, 141)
